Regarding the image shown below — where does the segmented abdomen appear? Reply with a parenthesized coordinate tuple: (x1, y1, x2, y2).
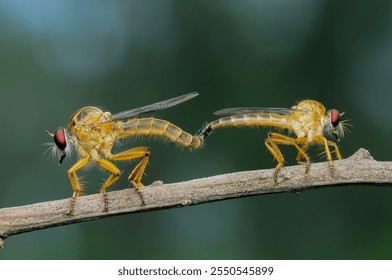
(198, 113, 292, 139)
(118, 118, 202, 148)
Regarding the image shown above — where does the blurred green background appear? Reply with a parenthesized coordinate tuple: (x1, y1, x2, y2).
(1, 0, 392, 259)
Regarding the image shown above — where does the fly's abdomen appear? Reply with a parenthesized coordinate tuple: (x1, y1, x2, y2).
(198, 113, 292, 139)
(119, 118, 202, 148)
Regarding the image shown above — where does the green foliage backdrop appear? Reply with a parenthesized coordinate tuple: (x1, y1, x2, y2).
(0, 0, 391, 259)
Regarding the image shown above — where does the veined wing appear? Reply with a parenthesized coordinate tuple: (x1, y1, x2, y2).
(105, 92, 198, 122)
(214, 107, 293, 116)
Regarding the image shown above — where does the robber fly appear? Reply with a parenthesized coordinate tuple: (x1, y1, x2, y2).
(46, 92, 203, 215)
(198, 100, 350, 183)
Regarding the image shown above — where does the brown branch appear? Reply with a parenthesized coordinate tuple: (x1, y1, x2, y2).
(0, 148, 391, 248)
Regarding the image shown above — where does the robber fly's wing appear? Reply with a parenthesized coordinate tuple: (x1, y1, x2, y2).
(214, 107, 293, 116)
(106, 92, 198, 122)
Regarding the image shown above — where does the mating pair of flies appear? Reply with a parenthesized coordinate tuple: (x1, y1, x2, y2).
(46, 92, 349, 215)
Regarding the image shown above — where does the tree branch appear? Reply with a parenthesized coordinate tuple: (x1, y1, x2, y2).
(0, 148, 391, 248)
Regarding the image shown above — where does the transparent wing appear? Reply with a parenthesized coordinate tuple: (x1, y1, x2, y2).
(106, 92, 198, 122)
(214, 107, 293, 116)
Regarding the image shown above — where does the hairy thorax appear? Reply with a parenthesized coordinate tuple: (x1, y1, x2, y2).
(289, 100, 328, 142)
(68, 106, 115, 159)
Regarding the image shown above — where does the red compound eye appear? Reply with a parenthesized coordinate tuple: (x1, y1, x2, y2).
(54, 128, 67, 151)
(330, 109, 340, 127)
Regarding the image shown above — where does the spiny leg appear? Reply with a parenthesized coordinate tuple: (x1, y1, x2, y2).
(127, 153, 150, 206)
(294, 137, 309, 164)
(264, 134, 285, 184)
(314, 136, 340, 180)
(266, 133, 311, 182)
(325, 139, 342, 160)
(296, 145, 309, 165)
(96, 159, 121, 212)
(108, 146, 151, 206)
(67, 157, 89, 216)
(270, 134, 311, 176)
(317, 143, 342, 161)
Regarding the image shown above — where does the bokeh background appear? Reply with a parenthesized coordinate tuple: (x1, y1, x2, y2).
(0, 0, 392, 259)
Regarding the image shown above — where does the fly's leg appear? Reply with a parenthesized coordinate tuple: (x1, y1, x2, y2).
(316, 136, 333, 180)
(295, 144, 309, 163)
(108, 146, 151, 206)
(293, 137, 310, 170)
(314, 136, 341, 180)
(326, 140, 342, 160)
(271, 133, 310, 175)
(96, 159, 121, 212)
(266, 133, 311, 183)
(264, 134, 285, 184)
(67, 157, 89, 216)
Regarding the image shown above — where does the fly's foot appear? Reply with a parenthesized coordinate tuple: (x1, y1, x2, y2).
(66, 210, 74, 216)
(273, 162, 284, 185)
(273, 172, 278, 185)
(66, 196, 76, 216)
(131, 181, 146, 206)
(305, 162, 310, 177)
(296, 160, 310, 177)
(136, 188, 146, 206)
(66, 191, 80, 216)
(102, 191, 109, 212)
(328, 161, 335, 181)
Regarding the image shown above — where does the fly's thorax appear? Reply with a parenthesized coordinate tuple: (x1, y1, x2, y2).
(68, 107, 114, 140)
(68, 106, 109, 133)
(294, 100, 326, 115)
(63, 106, 117, 159)
(289, 100, 327, 141)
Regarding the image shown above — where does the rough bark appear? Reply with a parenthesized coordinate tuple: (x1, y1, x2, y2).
(0, 148, 391, 248)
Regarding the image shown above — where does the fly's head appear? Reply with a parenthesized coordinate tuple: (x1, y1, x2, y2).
(324, 109, 350, 142)
(45, 128, 73, 164)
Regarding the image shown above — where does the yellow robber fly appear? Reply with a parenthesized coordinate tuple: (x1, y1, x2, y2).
(46, 92, 203, 215)
(198, 100, 350, 183)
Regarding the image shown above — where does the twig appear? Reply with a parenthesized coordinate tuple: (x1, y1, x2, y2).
(0, 148, 391, 248)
